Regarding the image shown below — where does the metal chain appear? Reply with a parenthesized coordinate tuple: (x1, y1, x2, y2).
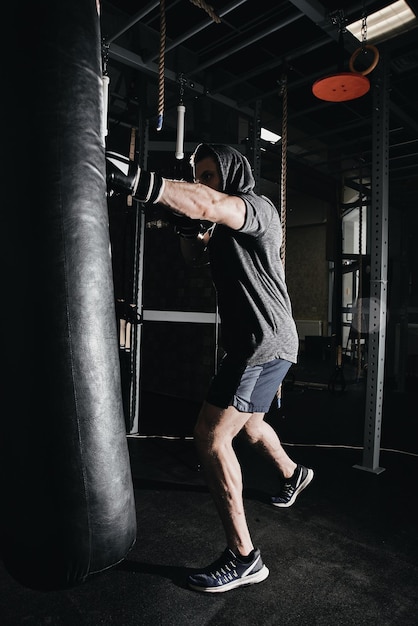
(361, 14, 368, 46)
(101, 37, 109, 75)
(178, 72, 185, 104)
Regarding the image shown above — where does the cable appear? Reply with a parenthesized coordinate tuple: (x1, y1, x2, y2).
(126, 434, 418, 458)
(281, 442, 418, 458)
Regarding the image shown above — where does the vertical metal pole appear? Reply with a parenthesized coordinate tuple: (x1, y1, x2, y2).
(128, 207, 145, 435)
(353, 53, 389, 474)
(128, 117, 148, 435)
(250, 99, 262, 193)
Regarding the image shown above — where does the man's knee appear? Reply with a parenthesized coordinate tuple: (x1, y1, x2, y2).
(194, 402, 243, 447)
(242, 413, 265, 443)
(242, 422, 258, 444)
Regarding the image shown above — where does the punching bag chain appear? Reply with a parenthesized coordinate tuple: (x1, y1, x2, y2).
(157, 0, 166, 131)
(101, 37, 109, 75)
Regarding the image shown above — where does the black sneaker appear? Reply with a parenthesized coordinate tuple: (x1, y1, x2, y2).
(271, 464, 314, 508)
(188, 547, 269, 593)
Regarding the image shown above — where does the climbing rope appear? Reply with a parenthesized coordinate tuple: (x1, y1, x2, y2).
(156, 0, 166, 131)
(276, 73, 288, 404)
(189, 0, 221, 23)
(156, 0, 221, 130)
(279, 73, 288, 269)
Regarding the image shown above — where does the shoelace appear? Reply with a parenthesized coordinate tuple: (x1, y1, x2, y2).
(276, 469, 301, 501)
(277, 482, 294, 501)
(210, 559, 238, 583)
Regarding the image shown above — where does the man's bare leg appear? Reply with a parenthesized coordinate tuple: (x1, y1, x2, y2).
(193, 401, 254, 557)
(242, 412, 314, 508)
(242, 412, 297, 479)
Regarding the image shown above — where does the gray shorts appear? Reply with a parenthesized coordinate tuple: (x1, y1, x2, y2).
(206, 355, 292, 413)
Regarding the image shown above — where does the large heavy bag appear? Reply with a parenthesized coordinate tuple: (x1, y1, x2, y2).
(0, 0, 137, 590)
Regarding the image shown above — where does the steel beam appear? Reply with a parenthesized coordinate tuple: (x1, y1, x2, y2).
(353, 52, 390, 474)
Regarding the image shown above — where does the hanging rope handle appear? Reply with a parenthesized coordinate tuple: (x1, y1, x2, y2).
(157, 0, 221, 131)
(349, 44, 379, 76)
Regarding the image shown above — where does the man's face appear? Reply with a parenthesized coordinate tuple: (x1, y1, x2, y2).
(194, 156, 222, 191)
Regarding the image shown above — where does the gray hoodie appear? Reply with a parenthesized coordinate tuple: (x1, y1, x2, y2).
(191, 143, 299, 366)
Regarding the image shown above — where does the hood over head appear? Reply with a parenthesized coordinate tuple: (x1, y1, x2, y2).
(190, 143, 255, 194)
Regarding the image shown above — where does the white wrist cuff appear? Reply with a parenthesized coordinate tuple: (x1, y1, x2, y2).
(153, 177, 166, 204)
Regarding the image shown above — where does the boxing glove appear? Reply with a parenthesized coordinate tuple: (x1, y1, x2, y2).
(173, 215, 203, 239)
(173, 215, 215, 239)
(105, 151, 164, 204)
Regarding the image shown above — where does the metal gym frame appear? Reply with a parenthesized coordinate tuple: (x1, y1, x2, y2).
(110, 41, 391, 475)
(354, 51, 390, 474)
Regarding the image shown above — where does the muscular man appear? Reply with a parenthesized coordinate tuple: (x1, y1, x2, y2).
(107, 143, 313, 593)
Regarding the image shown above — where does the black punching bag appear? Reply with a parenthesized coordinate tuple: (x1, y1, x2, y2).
(0, 0, 137, 590)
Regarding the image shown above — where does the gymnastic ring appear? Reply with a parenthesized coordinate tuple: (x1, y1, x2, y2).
(349, 44, 379, 76)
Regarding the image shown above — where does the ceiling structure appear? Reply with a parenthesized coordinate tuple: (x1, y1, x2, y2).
(100, 0, 418, 211)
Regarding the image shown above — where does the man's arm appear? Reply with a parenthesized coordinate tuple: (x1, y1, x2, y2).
(105, 152, 246, 231)
(159, 180, 246, 231)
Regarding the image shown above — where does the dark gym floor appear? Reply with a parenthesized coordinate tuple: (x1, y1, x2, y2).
(1, 356, 418, 626)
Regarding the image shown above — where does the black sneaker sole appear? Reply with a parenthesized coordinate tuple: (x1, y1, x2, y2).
(188, 564, 269, 593)
(271, 468, 314, 508)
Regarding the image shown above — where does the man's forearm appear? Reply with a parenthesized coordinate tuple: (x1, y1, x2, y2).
(105, 152, 245, 229)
